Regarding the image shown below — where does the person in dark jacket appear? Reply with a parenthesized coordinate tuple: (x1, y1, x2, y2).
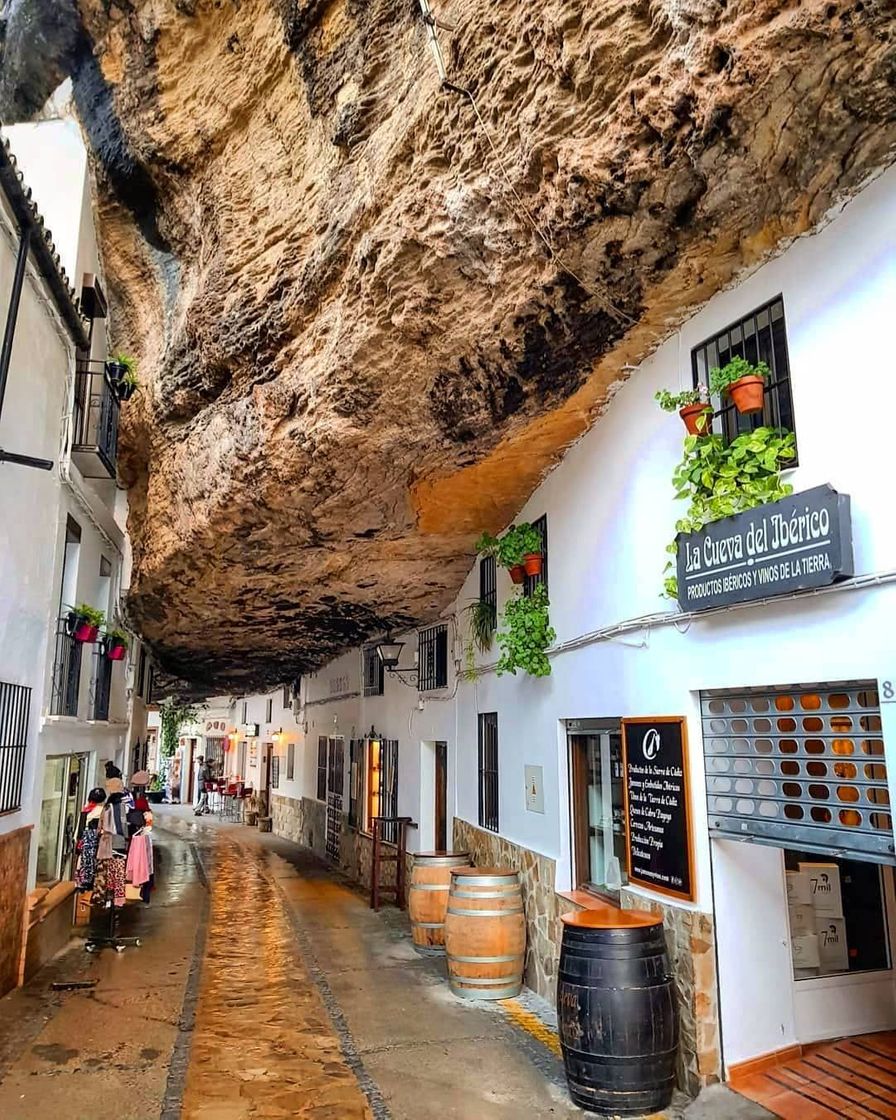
(194, 757, 213, 815)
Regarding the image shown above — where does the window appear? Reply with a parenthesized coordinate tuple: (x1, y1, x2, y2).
(271, 752, 280, 790)
(265, 697, 273, 723)
(365, 738, 399, 842)
(524, 515, 548, 597)
(241, 700, 248, 725)
(569, 725, 628, 897)
(0, 681, 30, 813)
(692, 296, 796, 451)
(135, 645, 147, 699)
(349, 739, 362, 828)
(145, 665, 155, 704)
(478, 713, 499, 832)
(316, 736, 327, 801)
(479, 555, 497, 630)
(286, 742, 295, 781)
(418, 624, 448, 691)
(363, 646, 385, 697)
(282, 685, 291, 709)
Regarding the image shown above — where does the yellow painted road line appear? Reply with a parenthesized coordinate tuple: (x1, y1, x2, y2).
(500, 998, 562, 1057)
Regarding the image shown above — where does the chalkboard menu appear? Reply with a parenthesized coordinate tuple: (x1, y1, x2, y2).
(622, 717, 694, 902)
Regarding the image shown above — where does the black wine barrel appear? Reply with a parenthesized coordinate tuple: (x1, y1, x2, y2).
(557, 910, 678, 1116)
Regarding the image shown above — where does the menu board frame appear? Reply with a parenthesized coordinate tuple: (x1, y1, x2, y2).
(621, 716, 695, 903)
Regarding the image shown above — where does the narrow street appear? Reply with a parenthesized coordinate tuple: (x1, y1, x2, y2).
(0, 810, 595, 1120)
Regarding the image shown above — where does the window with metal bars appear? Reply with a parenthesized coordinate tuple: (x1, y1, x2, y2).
(271, 754, 280, 789)
(316, 736, 327, 801)
(349, 739, 362, 827)
(328, 737, 344, 798)
(691, 296, 797, 454)
(0, 681, 30, 813)
(418, 624, 448, 691)
(363, 646, 384, 696)
(282, 685, 291, 709)
(478, 713, 499, 832)
(379, 739, 399, 843)
(241, 700, 248, 725)
(265, 698, 273, 723)
(479, 555, 497, 630)
(135, 644, 146, 700)
(524, 515, 548, 597)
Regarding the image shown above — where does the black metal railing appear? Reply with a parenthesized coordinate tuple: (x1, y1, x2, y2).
(91, 647, 113, 721)
(0, 681, 30, 813)
(50, 618, 83, 717)
(71, 359, 120, 476)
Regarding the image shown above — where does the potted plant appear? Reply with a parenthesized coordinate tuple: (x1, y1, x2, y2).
(104, 627, 129, 661)
(655, 386, 712, 435)
(146, 773, 165, 804)
(477, 524, 543, 583)
(709, 356, 770, 414)
(496, 584, 556, 678)
(117, 368, 139, 402)
(467, 597, 495, 653)
(67, 603, 105, 643)
(105, 353, 135, 384)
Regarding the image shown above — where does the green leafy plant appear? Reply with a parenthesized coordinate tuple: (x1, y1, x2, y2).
(655, 386, 708, 412)
(148, 772, 164, 793)
(663, 427, 796, 597)
(159, 697, 201, 758)
(111, 353, 137, 374)
(120, 368, 139, 389)
(477, 523, 542, 568)
(496, 584, 556, 678)
(69, 603, 105, 628)
(105, 627, 129, 648)
(467, 598, 495, 653)
(708, 356, 770, 397)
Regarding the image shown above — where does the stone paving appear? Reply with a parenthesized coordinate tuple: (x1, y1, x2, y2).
(0, 807, 773, 1119)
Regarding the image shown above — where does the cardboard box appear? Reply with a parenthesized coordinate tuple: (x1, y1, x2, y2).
(816, 916, 849, 972)
(787, 903, 816, 938)
(786, 870, 811, 907)
(799, 862, 844, 917)
(791, 933, 821, 970)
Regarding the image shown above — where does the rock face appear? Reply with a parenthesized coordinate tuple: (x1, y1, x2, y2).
(2, 0, 895, 691)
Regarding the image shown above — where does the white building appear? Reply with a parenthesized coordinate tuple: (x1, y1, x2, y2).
(0, 117, 146, 990)
(227, 163, 896, 1095)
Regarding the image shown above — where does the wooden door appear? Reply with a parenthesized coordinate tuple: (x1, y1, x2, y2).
(326, 738, 344, 862)
(435, 741, 448, 851)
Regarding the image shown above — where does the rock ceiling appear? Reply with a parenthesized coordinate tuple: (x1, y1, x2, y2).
(1, 0, 895, 693)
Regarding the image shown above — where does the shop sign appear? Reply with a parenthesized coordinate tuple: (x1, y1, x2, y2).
(622, 717, 695, 902)
(205, 718, 227, 733)
(243, 722, 259, 737)
(676, 485, 853, 612)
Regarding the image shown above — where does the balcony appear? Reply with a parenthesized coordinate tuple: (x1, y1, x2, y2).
(71, 359, 120, 478)
(49, 618, 83, 717)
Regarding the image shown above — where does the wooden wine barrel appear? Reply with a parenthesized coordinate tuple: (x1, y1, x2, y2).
(444, 867, 525, 1000)
(557, 909, 678, 1116)
(409, 852, 471, 954)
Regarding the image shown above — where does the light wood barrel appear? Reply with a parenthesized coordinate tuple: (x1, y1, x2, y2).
(409, 852, 471, 954)
(445, 867, 525, 1000)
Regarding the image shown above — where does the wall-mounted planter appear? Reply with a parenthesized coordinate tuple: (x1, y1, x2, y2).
(523, 553, 543, 577)
(105, 360, 127, 384)
(728, 375, 765, 414)
(72, 622, 99, 643)
(117, 381, 137, 402)
(106, 643, 127, 661)
(679, 403, 712, 435)
(509, 564, 526, 585)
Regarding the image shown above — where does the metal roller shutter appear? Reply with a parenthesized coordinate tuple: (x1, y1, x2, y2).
(703, 682, 894, 863)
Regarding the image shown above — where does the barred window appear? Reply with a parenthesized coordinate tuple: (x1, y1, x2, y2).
(135, 645, 146, 699)
(363, 646, 384, 696)
(349, 739, 362, 827)
(366, 738, 399, 843)
(418, 624, 448, 691)
(287, 742, 295, 781)
(692, 296, 797, 453)
(524, 515, 548, 597)
(265, 698, 273, 723)
(479, 555, 497, 630)
(0, 681, 30, 813)
(478, 713, 499, 832)
(316, 736, 327, 801)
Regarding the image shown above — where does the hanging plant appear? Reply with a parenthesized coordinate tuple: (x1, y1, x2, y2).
(467, 597, 495, 653)
(103, 627, 129, 661)
(708, 356, 770, 414)
(496, 584, 556, 678)
(476, 523, 543, 583)
(159, 697, 201, 758)
(67, 603, 105, 643)
(655, 386, 712, 436)
(664, 427, 796, 598)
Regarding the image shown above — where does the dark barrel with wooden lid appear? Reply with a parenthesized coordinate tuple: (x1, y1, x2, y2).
(557, 908, 677, 1116)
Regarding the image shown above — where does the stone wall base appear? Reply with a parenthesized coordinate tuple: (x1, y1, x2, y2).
(271, 794, 327, 860)
(0, 827, 30, 997)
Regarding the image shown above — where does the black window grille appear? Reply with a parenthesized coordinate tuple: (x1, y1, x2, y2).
(380, 739, 399, 843)
(349, 739, 361, 827)
(524, 515, 548, 597)
(328, 737, 344, 797)
(271, 754, 280, 790)
(287, 742, 295, 781)
(265, 698, 273, 723)
(146, 665, 155, 704)
(363, 646, 385, 696)
(0, 681, 30, 813)
(135, 645, 146, 699)
(91, 649, 113, 721)
(478, 713, 499, 832)
(691, 295, 796, 452)
(50, 618, 83, 717)
(418, 624, 448, 691)
(241, 700, 248, 724)
(479, 555, 497, 630)
(205, 738, 225, 767)
(71, 360, 120, 478)
(317, 736, 327, 801)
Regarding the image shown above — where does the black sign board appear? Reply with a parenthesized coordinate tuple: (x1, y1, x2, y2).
(676, 485, 853, 613)
(622, 717, 694, 902)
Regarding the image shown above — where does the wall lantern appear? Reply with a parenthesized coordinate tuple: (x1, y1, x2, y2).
(374, 635, 418, 687)
(272, 728, 283, 744)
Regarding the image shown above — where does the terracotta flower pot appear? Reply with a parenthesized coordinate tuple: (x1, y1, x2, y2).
(106, 643, 127, 661)
(509, 564, 526, 585)
(73, 622, 99, 643)
(679, 403, 712, 436)
(523, 553, 543, 577)
(728, 375, 765, 414)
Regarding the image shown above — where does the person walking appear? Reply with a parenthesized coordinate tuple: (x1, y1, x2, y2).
(194, 756, 213, 815)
